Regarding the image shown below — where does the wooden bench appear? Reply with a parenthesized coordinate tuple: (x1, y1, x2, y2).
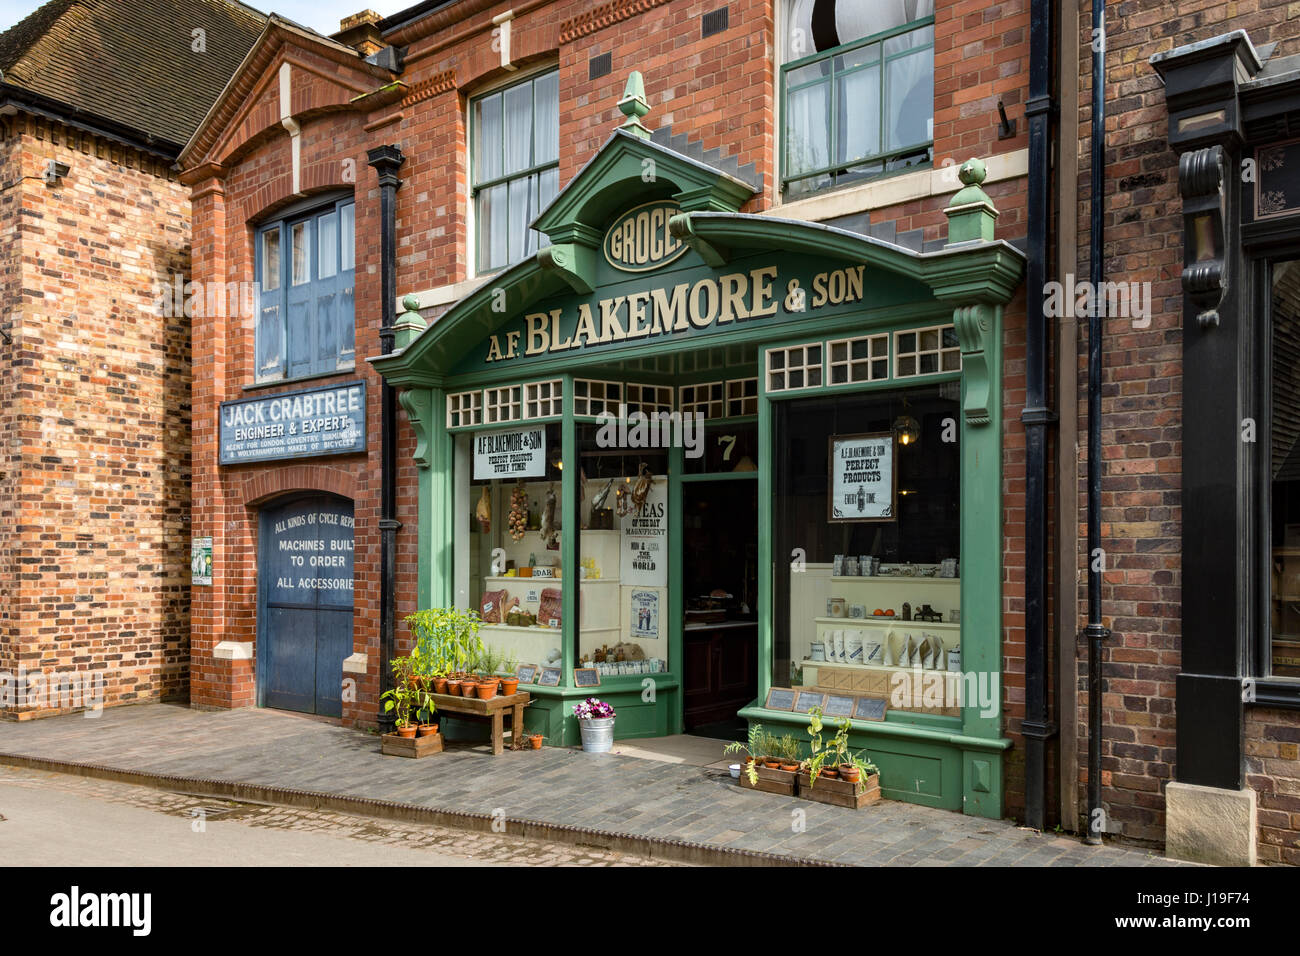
(427, 691, 530, 755)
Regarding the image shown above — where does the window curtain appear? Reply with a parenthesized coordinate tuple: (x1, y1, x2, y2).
(782, 0, 936, 59)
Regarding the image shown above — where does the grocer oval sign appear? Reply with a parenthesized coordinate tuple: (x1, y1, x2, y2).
(603, 201, 687, 273)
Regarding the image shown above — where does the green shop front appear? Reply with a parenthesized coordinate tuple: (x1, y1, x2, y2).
(373, 114, 1024, 818)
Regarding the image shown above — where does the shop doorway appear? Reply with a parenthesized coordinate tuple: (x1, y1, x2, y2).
(257, 495, 355, 717)
(681, 477, 758, 738)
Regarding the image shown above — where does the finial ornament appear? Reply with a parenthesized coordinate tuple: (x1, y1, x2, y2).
(617, 71, 652, 140)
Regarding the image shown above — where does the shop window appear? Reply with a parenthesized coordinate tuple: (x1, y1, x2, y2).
(573, 379, 623, 417)
(684, 420, 760, 474)
(484, 385, 523, 423)
(680, 382, 726, 419)
(894, 324, 960, 378)
(829, 333, 889, 384)
(766, 343, 823, 392)
(447, 390, 483, 428)
(255, 196, 355, 382)
(727, 377, 760, 416)
(772, 385, 961, 712)
(780, 0, 935, 199)
(1269, 258, 1300, 679)
(576, 424, 671, 676)
(523, 379, 563, 419)
(455, 424, 564, 676)
(625, 383, 673, 416)
(471, 68, 559, 274)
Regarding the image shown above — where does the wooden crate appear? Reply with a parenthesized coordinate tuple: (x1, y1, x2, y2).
(796, 771, 881, 809)
(381, 731, 444, 758)
(737, 763, 798, 796)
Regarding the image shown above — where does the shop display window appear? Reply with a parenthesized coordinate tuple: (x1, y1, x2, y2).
(454, 424, 565, 675)
(772, 383, 961, 715)
(575, 423, 670, 676)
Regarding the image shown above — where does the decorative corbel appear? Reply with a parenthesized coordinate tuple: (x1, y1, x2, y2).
(668, 212, 729, 267)
(1178, 145, 1227, 330)
(536, 243, 596, 294)
(397, 388, 433, 468)
(951, 303, 999, 426)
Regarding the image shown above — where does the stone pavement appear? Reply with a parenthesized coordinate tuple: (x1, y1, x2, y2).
(0, 704, 1187, 866)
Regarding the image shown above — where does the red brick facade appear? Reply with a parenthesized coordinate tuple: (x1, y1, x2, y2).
(0, 115, 193, 717)
(183, 1, 1035, 738)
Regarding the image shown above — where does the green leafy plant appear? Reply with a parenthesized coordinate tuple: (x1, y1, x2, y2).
(803, 707, 878, 793)
(405, 608, 484, 677)
(774, 733, 802, 763)
(381, 655, 418, 728)
(724, 723, 771, 785)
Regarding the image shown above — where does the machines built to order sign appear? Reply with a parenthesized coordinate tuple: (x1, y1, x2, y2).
(219, 382, 366, 465)
(830, 432, 895, 522)
(472, 426, 547, 479)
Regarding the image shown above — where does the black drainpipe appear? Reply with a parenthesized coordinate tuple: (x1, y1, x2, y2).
(368, 145, 406, 731)
(1085, 0, 1112, 845)
(1021, 0, 1058, 833)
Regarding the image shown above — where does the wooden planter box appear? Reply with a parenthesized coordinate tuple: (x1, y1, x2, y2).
(796, 771, 881, 809)
(737, 763, 799, 796)
(381, 731, 444, 758)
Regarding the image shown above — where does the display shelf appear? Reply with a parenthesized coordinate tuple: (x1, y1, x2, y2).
(813, 616, 960, 629)
(483, 575, 620, 584)
(826, 575, 960, 585)
(480, 623, 562, 636)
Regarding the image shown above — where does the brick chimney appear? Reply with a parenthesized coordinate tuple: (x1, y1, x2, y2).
(333, 10, 384, 56)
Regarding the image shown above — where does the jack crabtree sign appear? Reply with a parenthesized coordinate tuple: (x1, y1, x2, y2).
(220, 381, 366, 465)
(829, 432, 895, 522)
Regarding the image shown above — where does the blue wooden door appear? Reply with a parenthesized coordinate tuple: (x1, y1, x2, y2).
(259, 496, 354, 716)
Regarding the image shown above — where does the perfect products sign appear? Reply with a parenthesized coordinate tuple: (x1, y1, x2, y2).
(219, 381, 366, 465)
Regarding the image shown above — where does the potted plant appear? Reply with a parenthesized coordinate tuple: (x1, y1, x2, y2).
(775, 734, 802, 773)
(724, 724, 773, 785)
(527, 732, 544, 749)
(381, 655, 418, 737)
(573, 697, 616, 752)
(405, 607, 485, 688)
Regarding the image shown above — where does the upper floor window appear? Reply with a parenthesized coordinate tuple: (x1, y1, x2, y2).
(471, 69, 559, 274)
(780, 0, 935, 199)
(255, 196, 356, 382)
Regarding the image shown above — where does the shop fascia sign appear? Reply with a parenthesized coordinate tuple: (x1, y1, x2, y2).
(480, 202, 872, 365)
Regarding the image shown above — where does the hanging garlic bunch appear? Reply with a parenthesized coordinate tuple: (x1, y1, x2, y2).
(508, 481, 528, 541)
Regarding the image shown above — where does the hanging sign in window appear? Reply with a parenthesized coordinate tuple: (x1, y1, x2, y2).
(472, 426, 547, 479)
(829, 432, 895, 522)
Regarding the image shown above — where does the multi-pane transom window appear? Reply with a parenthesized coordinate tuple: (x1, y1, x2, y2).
(780, 0, 935, 198)
(680, 382, 726, 419)
(894, 324, 960, 378)
(448, 390, 483, 428)
(523, 379, 563, 419)
(727, 378, 759, 416)
(573, 379, 623, 417)
(484, 385, 523, 424)
(625, 383, 673, 416)
(766, 344, 823, 392)
(255, 196, 355, 382)
(472, 69, 559, 273)
(829, 333, 889, 384)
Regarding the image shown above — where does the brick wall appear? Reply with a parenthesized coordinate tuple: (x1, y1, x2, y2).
(0, 115, 192, 718)
(1072, 0, 1300, 856)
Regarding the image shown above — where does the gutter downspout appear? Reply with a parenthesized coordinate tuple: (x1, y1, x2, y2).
(368, 145, 406, 732)
(1085, 0, 1112, 846)
(1022, 0, 1058, 832)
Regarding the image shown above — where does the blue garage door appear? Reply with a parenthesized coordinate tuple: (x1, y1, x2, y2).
(258, 496, 354, 716)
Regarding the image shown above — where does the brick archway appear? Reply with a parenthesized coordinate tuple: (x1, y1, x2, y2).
(241, 463, 359, 507)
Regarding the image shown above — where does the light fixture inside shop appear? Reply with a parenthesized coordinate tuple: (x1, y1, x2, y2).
(893, 410, 920, 446)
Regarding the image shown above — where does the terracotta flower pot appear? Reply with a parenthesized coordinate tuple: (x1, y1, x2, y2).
(762, 757, 781, 769)
(418, 723, 439, 737)
(475, 681, 497, 700)
(528, 733, 543, 749)
(780, 762, 799, 773)
(396, 725, 417, 738)
(433, 677, 448, 694)
(822, 767, 839, 779)
(839, 764, 860, 783)
(500, 678, 519, 696)
(446, 679, 461, 696)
